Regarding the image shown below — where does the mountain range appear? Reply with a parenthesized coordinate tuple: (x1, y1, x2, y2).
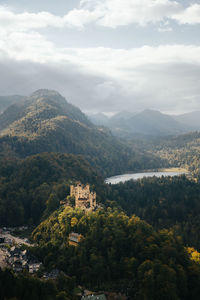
(0, 89, 162, 176)
(1, 94, 199, 137)
(89, 109, 200, 137)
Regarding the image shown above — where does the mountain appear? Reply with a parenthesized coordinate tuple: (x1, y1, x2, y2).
(107, 109, 185, 137)
(88, 112, 109, 126)
(0, 89, 161, 176)
(109, 111, 135, 123)
(88, 109, 200, 138)
(0, 95, 24, 113)
(173, 111, 200, 130)
(0, 89, 91, 132)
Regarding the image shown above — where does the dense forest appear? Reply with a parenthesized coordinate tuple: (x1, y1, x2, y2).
(128, 131, 200, 176)
(0, 152, 103, 226)
(0, 268, 77, 300)
(153, 132, 200, 176)
(103, 176, 200, 250)
(31, 206, 200, 300)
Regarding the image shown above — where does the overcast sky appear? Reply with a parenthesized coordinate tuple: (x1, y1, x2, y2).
(0, 0, 200, 114)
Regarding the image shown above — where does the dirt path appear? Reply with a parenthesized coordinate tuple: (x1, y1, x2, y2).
(1, 232, 32, 247)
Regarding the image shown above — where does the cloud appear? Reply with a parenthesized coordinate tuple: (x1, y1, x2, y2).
(1, 1, 200, 34)
(172, 4, 200, 24)
(1, 39, 200, 113)
(63, 9, 101, 29)
(0, 31, 54, 62)
(66, 0, 183, 28)
(1, 2, 200, 114)
(0, 6, 64, 32)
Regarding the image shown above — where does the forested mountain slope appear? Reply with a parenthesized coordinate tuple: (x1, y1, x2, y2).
(0, 89, 164, 176)
(152, 132, 200, 175)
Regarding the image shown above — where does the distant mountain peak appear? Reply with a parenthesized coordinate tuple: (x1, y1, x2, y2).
(30, 89, 68, 107)
(141, 109, 162, 115)
(31, 89, 62, 98)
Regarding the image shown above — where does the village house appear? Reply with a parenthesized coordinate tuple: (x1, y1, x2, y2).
(68, 232, 83, 246)
(6, 246, 42, 273)
(81, 294, 107, 300)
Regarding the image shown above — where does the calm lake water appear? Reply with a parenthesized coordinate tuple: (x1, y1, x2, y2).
(105, 171, 186, 184)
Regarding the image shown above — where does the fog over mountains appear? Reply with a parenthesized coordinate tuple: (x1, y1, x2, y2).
(89, 109, 200, 137)
(1, 92, 200, 138)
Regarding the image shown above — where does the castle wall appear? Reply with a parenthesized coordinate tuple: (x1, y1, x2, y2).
(70, 183, 96, 211)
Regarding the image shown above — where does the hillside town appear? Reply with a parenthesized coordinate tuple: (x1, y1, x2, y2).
(0, 226, 42, 273)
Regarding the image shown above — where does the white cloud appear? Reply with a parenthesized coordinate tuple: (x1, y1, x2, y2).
(0, 1, 200, 35)
(0, 2, 200, 113)
(63, 9, 101, 29)
(0, 31, 54, 62)
(1, 27, 200, 113)
(66, 0, 182, 28)
(69, 0, 200, 28)
(172, 4, 200, 24)
(0, 6, 64, 32)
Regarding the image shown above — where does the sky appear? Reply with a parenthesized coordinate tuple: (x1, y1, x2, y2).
(0, 0, 200, 114)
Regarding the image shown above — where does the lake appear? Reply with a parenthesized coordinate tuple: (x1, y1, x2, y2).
(105, 171, 186, 184)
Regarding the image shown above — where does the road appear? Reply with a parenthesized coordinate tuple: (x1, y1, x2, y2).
(1, 232, 32, 247)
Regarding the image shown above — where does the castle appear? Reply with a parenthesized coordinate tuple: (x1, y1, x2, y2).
(70, 183, 96, 211)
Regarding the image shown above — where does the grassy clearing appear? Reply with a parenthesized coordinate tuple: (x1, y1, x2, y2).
(158, 167, 188, 173)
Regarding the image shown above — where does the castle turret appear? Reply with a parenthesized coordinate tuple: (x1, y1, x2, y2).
(69, 183, 96, 211)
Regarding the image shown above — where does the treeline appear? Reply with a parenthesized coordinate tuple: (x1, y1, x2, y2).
(128, 132, 200, 176)
(0, 129, 165, 177)
(103, 176, 200, 249)
(32, 206, 200, 299)
(0, 152, 103, 226)
(0, 268, 77, 300)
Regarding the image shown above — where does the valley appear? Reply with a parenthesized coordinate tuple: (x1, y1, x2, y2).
(0, 90, 200, 300)
(1, 0, 200, 298)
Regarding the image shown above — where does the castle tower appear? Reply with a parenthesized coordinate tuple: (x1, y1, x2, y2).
(69, 183, 96, 211)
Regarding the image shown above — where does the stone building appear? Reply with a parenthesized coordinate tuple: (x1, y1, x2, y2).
(68, 232, 83, 246)
(70, 183, 96, 211)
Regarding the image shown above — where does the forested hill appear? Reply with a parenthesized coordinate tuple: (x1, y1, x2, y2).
(151, 131, 200, 175)
(0, 89, 91, 131)
(0, 89, 164, 176)
(32, 206, 200, 299)
(0, 152, 103, 226)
